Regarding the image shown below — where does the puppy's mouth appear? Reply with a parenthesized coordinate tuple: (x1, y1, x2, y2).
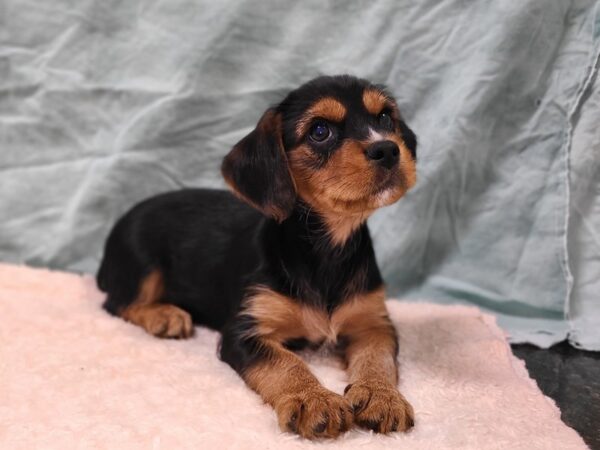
(368, 166, 413, 206)
(372, 165, 405, 190)
(373, 168, 399, 190)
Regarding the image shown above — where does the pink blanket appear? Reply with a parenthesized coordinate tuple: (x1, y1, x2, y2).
(0, 264, 586, 449)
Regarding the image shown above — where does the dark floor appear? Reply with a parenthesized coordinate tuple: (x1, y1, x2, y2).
(512, 341, 600, 450)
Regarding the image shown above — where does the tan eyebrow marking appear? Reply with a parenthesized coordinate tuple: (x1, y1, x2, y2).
(296, 97, 346, 137)
(362, 89, 392, 115)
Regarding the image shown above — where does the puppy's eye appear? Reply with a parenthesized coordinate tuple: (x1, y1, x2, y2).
(309, 122, 331, 143)
(378, 111, 394, 130)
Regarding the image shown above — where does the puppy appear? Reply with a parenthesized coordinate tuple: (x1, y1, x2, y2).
(97, 75, 417, 439)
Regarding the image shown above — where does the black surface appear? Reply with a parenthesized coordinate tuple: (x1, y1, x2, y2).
(512, 341, 600, 450)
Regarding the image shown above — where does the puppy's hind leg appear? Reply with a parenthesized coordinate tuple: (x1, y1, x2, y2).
(120, 270, 194, 339)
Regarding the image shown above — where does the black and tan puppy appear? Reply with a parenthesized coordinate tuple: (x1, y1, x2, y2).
(97, 75, 417, 439)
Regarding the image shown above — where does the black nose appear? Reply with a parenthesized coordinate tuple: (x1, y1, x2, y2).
(366, 141, 399, 169)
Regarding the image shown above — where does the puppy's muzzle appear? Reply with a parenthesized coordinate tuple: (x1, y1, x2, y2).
(366, 141, 399, 170)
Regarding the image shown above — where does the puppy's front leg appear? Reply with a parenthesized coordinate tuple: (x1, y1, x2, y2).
(336, 289, 415, 433)
(220, 289, 353, 439)
(246, 341, 352, 438)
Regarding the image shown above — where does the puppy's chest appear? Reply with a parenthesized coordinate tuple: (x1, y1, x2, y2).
(247, 287, 385, 349)
(284, 304, 346, 347)
(291, 261, 370, 309)
(282, 335, 348, 357)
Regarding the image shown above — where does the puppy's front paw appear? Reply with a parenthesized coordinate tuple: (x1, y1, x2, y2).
(274, 387, 353, 439)
(344, 381, 414, 433)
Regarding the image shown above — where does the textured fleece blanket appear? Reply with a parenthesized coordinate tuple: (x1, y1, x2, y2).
(0, 264, 586, 449)
(1, 0, 600, 350)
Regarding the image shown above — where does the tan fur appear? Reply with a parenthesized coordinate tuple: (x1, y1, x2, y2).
(241, 286, 331, 342)
(288, 136, 415, 245)
(334, 288, 391, 340)
(242, 286, 389, 349)
(245, 343, 353, 439)
(120, 270, 194, 339)
(288, 142, 375, 213)
(318, 210, 372, 246)
(242, 286, 356, 438)
(362, 89, 391, 115)
(344, 379, 414, 433)
(386, 133, 417, 189)
(243, 286, 413, 434)
(295, 97, 347, 138)
(339, 289, 415, 433)
(131, 270, 164, 307)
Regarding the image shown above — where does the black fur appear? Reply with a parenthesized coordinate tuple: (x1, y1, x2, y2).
(398, 120, 417, 159)
(97, 189, 383, 371)
(222, 109, 296, 222)
(97, 74, 416, 379)
(279, 76, 416, 166)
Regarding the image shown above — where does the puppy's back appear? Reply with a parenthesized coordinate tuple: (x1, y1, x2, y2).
(97, 188, 263, 326)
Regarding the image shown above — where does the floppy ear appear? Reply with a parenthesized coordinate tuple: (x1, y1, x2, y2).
(221, 109, 296, 222)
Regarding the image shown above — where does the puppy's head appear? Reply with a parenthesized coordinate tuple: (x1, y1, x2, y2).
(222, 75, 417, 223)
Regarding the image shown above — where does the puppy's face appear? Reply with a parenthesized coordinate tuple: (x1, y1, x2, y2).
(281, 77, 417, 215)
(222, 75, 417, 222)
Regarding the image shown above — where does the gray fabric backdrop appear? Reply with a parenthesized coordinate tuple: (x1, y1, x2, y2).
(1, 0, 599, 349)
